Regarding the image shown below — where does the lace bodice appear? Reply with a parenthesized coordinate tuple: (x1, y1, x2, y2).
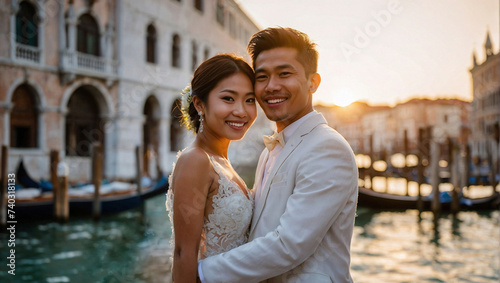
(165, 155, 253, 259)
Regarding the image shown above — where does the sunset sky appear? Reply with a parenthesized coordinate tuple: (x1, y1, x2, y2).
(237, 0, 500, 107)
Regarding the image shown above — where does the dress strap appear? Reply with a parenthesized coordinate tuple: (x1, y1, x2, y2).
(208, 156, 224, 177)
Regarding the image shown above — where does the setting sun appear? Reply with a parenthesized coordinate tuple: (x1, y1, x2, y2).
(334, 96, 356, 107)
(332, 89, 358, 107)
(314, 88, 358, 107)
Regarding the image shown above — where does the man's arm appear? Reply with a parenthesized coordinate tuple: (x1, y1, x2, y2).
(201, 134, 358, 282)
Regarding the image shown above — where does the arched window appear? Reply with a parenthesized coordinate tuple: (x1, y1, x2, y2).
(228, 12, 236, 38)
(146, 24, 157, 63)
(216, 0, 224, 26)
(77, 14, 100, 56)
(203, 47, 210, 61)
(143, 96, 160, 175)
(65, 87, 102, 156)
(16, 1, 38, 47)
(10, 84, 38, 148)
(170, 99, 183, 151)
(191, 41, 198, 71)
(195, 0, 203, 12)
(172, 34, 181, 68)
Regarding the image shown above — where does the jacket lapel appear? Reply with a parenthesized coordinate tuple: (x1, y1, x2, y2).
(250, 112, 328, 235)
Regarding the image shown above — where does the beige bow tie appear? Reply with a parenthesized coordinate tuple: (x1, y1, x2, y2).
(263, 131, 285, 151)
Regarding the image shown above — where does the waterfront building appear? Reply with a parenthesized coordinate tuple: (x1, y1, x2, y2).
(315, 102, 385, 153)
(469, 31, 500, 160)
(0, 0, 261, 182)
(362, 99, 468, 156)
(317, 99, 469, 157)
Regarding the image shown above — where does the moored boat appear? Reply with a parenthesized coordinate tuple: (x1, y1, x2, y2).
(15, 178, 168, 220)
(13, 159, 169, 220)
(357, 186, 500, 211)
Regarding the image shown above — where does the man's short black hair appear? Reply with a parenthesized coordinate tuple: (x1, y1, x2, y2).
(247, 27, 319, 76)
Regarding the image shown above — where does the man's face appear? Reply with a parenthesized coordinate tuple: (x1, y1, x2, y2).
(254, 47, 319, 132)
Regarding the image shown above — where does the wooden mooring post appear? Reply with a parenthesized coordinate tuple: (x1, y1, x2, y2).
(460, 145, 469, 196)
(464, 145, 471, 191)
(449, 139, 460, 214)
(136, 146, 143, 194)
(430, 141, 441, 217)
(416, 129, 425, 212)
(488, 139, 499, 193)
(56, 161, 69, 222)
(50, 150, 60, 216)
(369, 135, 374, 190)
(156, 162, 163, 181)
(92, 143, 103, 220)
(1, 145, 8, 228)
(404, 130, 409, 196)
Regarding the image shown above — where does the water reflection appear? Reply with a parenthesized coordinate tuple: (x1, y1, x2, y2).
(352, 208, 500, 282)
(0, 195, 498, 282)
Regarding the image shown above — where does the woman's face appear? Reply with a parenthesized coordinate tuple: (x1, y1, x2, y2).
(201, 72, 257, 141)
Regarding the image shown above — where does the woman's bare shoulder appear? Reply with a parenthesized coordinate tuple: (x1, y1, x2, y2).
(177, 147, 210, 165)
(173, 147, 213, 182)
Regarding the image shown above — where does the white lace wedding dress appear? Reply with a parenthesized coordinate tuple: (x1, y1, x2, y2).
(165, 155, 253, 259)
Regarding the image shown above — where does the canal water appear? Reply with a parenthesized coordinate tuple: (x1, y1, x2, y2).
(1, 193, 498, 282)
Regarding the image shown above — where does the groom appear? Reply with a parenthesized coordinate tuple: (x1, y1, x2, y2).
(199, 27, 359, 282)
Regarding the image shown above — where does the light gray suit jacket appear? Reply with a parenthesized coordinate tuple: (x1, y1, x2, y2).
(201, 112, 359, 282)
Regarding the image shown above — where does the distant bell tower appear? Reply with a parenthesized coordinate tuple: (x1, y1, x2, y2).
(484, 31, 493, 58)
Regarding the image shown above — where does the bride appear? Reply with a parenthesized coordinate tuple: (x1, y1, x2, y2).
(165, 54, 256, 282)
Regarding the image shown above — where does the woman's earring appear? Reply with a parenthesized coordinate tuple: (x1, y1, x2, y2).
(198, 111, 204, 133)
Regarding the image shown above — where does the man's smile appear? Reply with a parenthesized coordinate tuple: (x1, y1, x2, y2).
(267, 98, 287, 104)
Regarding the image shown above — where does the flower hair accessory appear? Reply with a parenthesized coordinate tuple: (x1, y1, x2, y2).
(180, 85, 196, 132)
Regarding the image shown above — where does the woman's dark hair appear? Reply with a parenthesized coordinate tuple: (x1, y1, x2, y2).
(247, 27, 318, 77)
(188, 54, 255, 133)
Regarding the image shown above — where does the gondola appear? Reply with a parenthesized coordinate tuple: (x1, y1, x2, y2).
(16, 178, 168, 220)
(16, 159, 53, 192)
(14, 160, 169, 220)
(357, 187, 500, 211)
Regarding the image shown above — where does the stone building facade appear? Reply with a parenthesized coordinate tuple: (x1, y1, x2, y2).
(317, 98, 469, 156)
(469, 31, 500, 159)
(0, 0, 262, 182)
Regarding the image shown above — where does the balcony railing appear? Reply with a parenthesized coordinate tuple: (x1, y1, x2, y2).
(61, 50, 118, 78)
(15, 44, 41, 63)
(77, 52, 106, 72)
